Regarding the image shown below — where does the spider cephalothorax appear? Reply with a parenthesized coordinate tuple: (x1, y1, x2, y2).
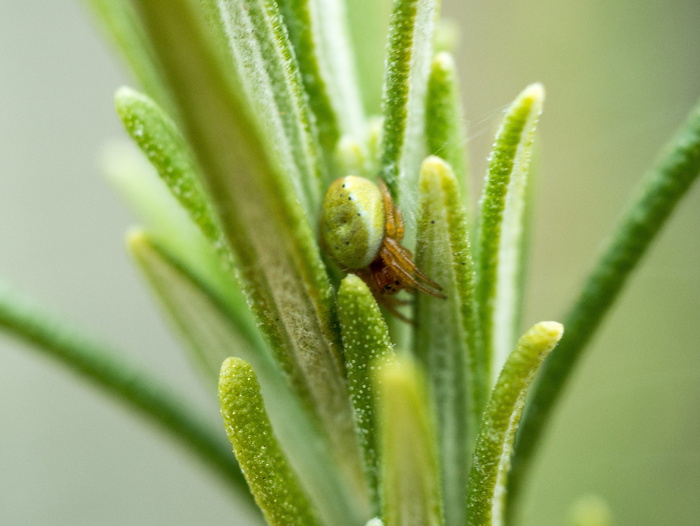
(320, 175, 444, 320)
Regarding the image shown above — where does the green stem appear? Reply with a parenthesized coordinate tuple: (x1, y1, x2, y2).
(0, 286, 254, 508)
(508, 95, 700, 521)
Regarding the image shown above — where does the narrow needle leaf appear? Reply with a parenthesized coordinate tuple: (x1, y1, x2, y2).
(309, 0, 366, 139)
(379, 0, 439, 204)
(337, 274, 396, 512)
(509, 95, 700, 516)
(425, 52, 470, 206)
(114, 87, 226, 254)
(346, 0, 392, 115)
(128, 0, 366, 497)
(206, 0, 325, 213)
(276, 0, 364, 166)
(379, 358, 444, 526)
(476, 83, 544, 383)
(466, 322, 563, 526)
(414, 156, 479, 526)
(219, 358, 323, 526)
(0, 284, 253, 508)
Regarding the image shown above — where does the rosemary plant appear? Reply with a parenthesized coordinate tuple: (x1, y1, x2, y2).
(2, 1, 699, 525)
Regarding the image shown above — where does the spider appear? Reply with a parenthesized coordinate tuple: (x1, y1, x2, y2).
(319, 175, 445, 321)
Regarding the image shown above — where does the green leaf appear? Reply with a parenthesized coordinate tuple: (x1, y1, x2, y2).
(102, 141, 212, 270)
(414, 156, 479, 526)
(379, 0, 440, 205)
(203, 0, 326, 213)
(276, 0, 365, 166)
(114, 87, 226, 253)
(0, 283, 254, 509)
(379, 358, 444, 526)
(219, 358, 323, 526)
(128, 231, 367, 526)
(425, 52, 470, 207)
(466, 321, 563, 526)
(509, 94, 700, 518)
(84, 0, 175, 112)
(475, 83, 544, 383)
(128, 0, 366, 497)
(337, 274, 396, 512)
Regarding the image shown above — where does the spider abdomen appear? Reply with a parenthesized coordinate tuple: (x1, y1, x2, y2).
(319, 176, 386, 269)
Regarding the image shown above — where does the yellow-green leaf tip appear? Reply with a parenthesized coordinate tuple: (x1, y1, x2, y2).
(432, 51, 455, 72)
(421, 155, 453, 178)
(520, 82, 546, 106)
(125, 227, 148, 250)
(528, 321, 564, 348)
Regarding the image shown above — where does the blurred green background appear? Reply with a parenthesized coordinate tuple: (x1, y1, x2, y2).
(1, 1, 698, 524)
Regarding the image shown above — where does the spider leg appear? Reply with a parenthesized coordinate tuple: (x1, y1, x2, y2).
(377, 295, 415, 325)
(353, 267, 415, 323)
(381, 239, 447, 298)
(378, 179, 405, 241)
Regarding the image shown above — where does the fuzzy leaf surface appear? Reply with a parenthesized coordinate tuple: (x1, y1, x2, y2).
(466, 322, 563, 526)
(206, 0, 325, 214)
(337, 274, 396, 512)
(128, 231, 366, 526)
(425, 52, 470, 206)
(476, 83, 544, 383)
(379, 0, 439, 209)
(219, 358, 323, 526)
(414, 156, 478, 526)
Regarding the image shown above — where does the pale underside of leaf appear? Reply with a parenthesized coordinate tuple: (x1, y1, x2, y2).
(209, 0, 325, 217)
(128, 231, 366, 526)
